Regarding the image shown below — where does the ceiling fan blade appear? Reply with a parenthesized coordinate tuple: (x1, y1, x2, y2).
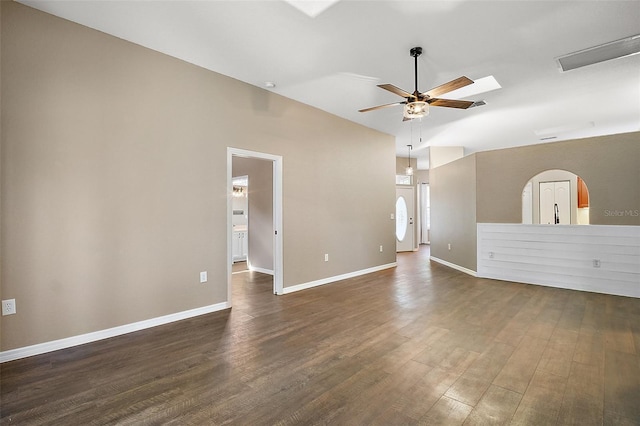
(422, 76, 474, 99)
(377, 84, 415, 99)
(428, 98, 475, 109)
(359, 101, 406, 113)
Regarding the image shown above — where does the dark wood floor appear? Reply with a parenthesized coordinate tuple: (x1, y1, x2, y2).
(2, 247, 639, 425)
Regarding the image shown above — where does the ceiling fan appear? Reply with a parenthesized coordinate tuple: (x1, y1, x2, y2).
(359, 47, 475, 121)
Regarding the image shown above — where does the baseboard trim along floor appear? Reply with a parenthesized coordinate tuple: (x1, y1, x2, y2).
(0, 302, 231, 363)
(430, 256, 477, 277)
(282, 262, 398, 294)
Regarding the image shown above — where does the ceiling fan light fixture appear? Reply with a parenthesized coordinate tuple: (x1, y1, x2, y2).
(404, 101, 429, 119)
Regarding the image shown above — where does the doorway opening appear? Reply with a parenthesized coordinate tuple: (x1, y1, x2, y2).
(396, 186, 415, 252)
(522, 169, 590, 225)
(228, 148, 283, 307)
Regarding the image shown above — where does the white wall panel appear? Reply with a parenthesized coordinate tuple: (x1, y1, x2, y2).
(477, 224, 640, 298)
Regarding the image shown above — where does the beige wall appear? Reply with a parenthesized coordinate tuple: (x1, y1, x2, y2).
(232, 157, 273, 272)
(395, 156, 417, 177)
(430, 154, 477, 271)
(414, 169, 429, 184)
(476, 133, 640, 226)
(429, 146, 464, 168)
(0, 2, 396, 350)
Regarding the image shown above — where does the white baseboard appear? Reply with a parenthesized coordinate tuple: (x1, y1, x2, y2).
(430, 256, 477, 277)
(249, 266, 274, 275)
(0, 302, 230, 363)
(283, 262, 397, 294)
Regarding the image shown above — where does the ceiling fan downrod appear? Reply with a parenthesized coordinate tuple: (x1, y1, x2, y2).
(410, 46, 422, 95)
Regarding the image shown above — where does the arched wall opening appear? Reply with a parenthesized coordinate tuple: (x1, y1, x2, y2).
(522, 169, 590, 225)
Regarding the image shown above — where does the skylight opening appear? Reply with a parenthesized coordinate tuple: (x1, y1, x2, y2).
(444, 76, 501, 100)
(283, 0, 341, 18)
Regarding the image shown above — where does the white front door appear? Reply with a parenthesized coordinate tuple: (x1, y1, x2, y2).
(396, 187, 414, 252)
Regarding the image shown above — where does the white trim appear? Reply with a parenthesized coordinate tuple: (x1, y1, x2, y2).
(249, 266, 274, 275)
(282, 263, 397, 294)
(0, 302, 230, 363)
(429, 256, 478, 277)
(274, 157, 284, 295)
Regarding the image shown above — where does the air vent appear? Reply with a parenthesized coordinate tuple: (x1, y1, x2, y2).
(469, 100, 487, 108)
(556, 34, 640, 72)
(534, 121, 595, 140)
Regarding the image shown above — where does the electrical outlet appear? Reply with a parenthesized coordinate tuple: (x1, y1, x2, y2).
(200, 271, 207, 283)
(489, 252, 494, 259)
(592, 259, 601, 268)
(2, 299, 16, 316)
(448, 243, 451, 251)
(379, 245, 383, 253)
(324, 253, 329, 262)
(390, 213, 395, 220)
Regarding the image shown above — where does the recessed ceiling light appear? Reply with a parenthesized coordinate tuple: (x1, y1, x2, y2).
(264, 82, 276, 88)
(444, 76, 501, 100)
(556, 34, 640, 72)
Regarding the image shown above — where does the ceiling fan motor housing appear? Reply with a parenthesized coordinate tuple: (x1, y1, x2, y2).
(410, 47, 422, 57)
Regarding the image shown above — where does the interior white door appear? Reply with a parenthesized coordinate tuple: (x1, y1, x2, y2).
(555, 181, 570, 224)
(396, 187, 414, 252)
(539, 181, 570, 224)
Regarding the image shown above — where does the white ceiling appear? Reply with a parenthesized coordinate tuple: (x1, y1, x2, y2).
(18, 0, 640, 169)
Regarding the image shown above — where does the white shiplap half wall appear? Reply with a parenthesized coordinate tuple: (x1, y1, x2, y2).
(477, 224, 640, 298)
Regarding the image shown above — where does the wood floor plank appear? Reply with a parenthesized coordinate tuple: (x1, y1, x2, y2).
(603, 315, 637, 354)
(603, 349, 640, 421)
(492, 335, 548, 394)
(329, 360, 432, 425)
(537, 328, 579, 378)
(2, 247, 640, 424)
(419, 395, 474, 425)
(463, 341, 516, 384)
(444, 374, 491, 407)
(573, 327, 605, 367)
(395, 366, 461, 421)
(510, 369, 567, 424)
(557, 361, 604, 426)
(463, 384, 522, 425)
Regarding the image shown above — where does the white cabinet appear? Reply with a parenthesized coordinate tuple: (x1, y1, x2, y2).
(233, 231, 248, 262)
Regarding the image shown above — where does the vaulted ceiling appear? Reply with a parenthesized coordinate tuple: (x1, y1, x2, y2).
(18, 1, 640, 169)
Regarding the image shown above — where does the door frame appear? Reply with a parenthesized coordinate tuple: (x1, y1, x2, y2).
(396, 185, 415, 252)
(227, 147, 283, 302)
